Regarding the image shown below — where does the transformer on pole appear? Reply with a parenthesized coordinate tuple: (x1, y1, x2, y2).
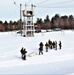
(23, 4, 35, 37)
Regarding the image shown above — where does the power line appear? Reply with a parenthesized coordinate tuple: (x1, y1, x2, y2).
(26, 0, 31, 5)
(35, 0, 74, 8)
(36, 6, 74, 8)
(48, 0, 74, 6)
(13, 0, 19, 7)
(35, 0, 50, 5)
(37, 0, 74, 7)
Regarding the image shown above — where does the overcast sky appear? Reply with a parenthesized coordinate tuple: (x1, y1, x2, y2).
(0, 0, 74, 22)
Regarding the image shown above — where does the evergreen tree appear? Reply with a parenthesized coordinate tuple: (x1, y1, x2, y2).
(3, 21, 8, 31)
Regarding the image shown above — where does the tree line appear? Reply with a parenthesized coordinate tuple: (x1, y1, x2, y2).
(36, 14, 74, 30)
(0, 20, 22, 31)
(0, 14, 74, 32)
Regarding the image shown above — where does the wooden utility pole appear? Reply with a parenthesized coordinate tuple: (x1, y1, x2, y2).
(20, 3, 22, 36)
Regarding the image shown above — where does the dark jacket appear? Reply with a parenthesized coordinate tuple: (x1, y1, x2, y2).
(20, 48, 27, 55)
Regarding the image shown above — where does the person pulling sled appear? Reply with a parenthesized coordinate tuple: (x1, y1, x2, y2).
(20, 47, 27, 60)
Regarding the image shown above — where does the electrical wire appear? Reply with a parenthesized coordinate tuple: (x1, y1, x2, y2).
(36, 6, 74, 8)
(13, 0, 19, 7)
(26, 0, 31, 5)
(35, 0, 74, 8)
(35, 0, 50, 5)
(46, 0, 74, 6)
(36, 0, 74, 7)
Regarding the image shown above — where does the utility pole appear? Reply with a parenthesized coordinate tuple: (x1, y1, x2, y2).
(25, 2, 26, 10)
(20, 3, 22, 36)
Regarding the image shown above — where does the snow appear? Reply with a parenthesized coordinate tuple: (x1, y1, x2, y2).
(0, 30, 74, 74)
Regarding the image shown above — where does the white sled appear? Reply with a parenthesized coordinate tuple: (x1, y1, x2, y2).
(28, 51, 38, 57)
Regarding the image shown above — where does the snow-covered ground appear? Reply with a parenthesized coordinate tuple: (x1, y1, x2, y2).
(0, 30, 74, 74)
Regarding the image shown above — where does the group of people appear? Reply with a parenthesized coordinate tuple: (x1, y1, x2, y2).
(48, 39, 62, 50)
(39, 39, 62, 55)
(20, 40, 62, 60)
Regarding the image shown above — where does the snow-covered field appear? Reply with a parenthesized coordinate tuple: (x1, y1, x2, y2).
(0, 30, 74, 74)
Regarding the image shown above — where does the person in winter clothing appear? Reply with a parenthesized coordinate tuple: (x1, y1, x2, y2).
(20, 47, 24, 59)
(59, 41, 62, 49)
(55, 41, 57, 50)
(39, 42, 44, 55)
(45, 42, 49, 52)
(48, 39, 52, 49)
(20, 47, 27, 60)
(48, 39, 51, 47)
(39, 47, 43, 55)
(39, 42, 43, 50)
(23, 48, 27, 60)
(52, 41, 55, 49)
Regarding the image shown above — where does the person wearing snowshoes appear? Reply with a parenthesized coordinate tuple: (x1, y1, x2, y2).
(45, 42, 49, 52)
(39, 42, 43, 55)
(20, 47, 27, 60)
